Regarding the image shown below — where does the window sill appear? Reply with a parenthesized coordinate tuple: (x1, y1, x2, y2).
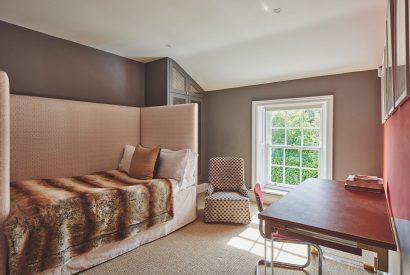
(262, 188, 288, 197)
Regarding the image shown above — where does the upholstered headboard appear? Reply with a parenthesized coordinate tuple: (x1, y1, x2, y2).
(10, 95, 141, 181)
(9, 96, 198, 182)
(0, 71, 198, 274)
(0, 72, 10, 275)
(141, 104, 198, 151)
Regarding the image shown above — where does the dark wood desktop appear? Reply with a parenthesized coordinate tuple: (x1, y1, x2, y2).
(258, 179, 397, 272)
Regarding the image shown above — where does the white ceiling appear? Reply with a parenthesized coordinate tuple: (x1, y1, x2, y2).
(0, 0, 386, 91)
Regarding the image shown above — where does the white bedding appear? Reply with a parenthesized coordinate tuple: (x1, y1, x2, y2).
(170, 175, 197, 193)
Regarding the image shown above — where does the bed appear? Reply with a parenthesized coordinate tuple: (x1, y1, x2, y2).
(0, 71, 198, 274)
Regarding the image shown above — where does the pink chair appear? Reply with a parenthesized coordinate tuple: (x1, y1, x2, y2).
(254, 183, 323, 275)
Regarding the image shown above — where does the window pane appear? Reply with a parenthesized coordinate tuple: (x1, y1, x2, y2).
(286, 129, 301, 145)
(303, 109, 320, 128)
(272, 129, 285, 145)
(285, 167, 300, 185)
(271, 148, 283, 165)
(303, 129, 320, 146)
(286, 110, 302, 127)
(285, 149, 300, 167)
(302, 169, 319, 181)
(271, 111, 285, 127)
(302, 150, 319, 168)
(271, 166, 283, 183)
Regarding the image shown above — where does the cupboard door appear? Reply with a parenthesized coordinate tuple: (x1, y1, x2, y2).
(170, 62, 188, 95)
(188, 80, 203, 97)
(189, 96, 202, 176)
(169, 92, 188, 105)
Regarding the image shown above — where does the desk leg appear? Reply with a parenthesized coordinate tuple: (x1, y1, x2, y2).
(358, 244, 388, 273)
(375, 248, 388, 273)
(264, 221, 275, 275)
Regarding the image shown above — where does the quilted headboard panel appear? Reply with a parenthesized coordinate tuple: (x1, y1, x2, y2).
(141, 104, 198, 153)
(0, 72, 10, 275)
(10, 95, 141, 181)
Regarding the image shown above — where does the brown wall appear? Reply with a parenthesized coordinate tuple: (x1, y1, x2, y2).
(0, 21, 144, 107)
(204, 70, 382, 188)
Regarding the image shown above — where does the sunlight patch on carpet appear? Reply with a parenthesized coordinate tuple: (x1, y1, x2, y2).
(227, 213, 309, 265)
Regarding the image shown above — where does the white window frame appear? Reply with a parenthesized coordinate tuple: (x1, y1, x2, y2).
(252, 95, 333, 190)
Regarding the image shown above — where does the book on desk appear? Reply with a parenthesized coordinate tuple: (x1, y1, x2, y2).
(345, 175, 384, 193)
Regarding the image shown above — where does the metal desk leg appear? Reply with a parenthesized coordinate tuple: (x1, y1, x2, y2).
(271, 238, 274, 275)
(311, 244, 323, 275)
(264, 238, 267, 275)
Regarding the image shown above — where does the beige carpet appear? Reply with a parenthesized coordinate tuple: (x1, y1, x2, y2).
(81, 194, 374, 275)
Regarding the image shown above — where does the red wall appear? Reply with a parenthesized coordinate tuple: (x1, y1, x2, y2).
(383, 99, 410, 221)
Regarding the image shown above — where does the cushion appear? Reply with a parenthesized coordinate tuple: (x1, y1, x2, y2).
(180, 150, 198, 188)
(119, 145, 197, 185)
(205, 191, 249, 201)
(157, 149, 190, 181)
(118, 144, 136, 174)
(129, 145, 161, 180)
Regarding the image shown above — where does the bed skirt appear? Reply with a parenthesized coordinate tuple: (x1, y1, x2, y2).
(42, 185, 196, 275)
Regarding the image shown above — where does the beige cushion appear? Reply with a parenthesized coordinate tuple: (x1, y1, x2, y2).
(129, 145, 161, 179)
(118, 144, 136, 174)
(118, 145, 197, 184)
(157, 149, 190, 181)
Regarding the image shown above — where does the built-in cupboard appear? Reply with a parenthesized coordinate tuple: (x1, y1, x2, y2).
(144, 58, 205, 181)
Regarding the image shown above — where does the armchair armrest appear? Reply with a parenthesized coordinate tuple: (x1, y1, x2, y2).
(238, 184, 249, 197)
(207, 183, 215, 196)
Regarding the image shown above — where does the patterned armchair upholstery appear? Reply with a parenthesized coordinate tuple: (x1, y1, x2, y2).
(204, 157, 251, 224)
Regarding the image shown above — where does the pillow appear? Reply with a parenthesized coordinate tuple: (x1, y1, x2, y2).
(180, 151, 198, 189)
(129, 145, 161, 180)
(184, 151, 198, 179)
(119, 144, 136, 174)
(118, 145, 197, 185)
(157, 149, 190, 181)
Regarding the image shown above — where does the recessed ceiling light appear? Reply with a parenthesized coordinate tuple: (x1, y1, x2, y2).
(273, 8, 282, 13)
(262, 3, 269, 12)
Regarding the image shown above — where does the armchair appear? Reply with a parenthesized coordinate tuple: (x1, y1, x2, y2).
(204, 157, 251, 224)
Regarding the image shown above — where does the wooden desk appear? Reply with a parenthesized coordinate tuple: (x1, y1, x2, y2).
(258, 179, 397, 272)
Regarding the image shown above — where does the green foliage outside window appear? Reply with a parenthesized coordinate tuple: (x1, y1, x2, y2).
(285, 167, 300, 185)
(271, 148, 283, 165)
(303, 129, 320, 146)
(272, 129, 285, 145)
(285, 149, 300, 166)
(287, 129, 301, 145)
(269, 108, 321, 185)
(287, 110, 302, 127)
(302, 150, 319, 168)
(302, 169, 319, 181)
(271, 111, 285, 127)
(303, 109, 320, 127)
(271, 166, 283, 184)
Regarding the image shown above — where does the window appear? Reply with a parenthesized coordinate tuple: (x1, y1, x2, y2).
(252, 96, 333, 191)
